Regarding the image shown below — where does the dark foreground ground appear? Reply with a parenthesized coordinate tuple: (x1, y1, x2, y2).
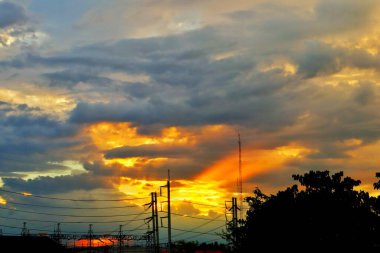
(0, 236, 67, 253)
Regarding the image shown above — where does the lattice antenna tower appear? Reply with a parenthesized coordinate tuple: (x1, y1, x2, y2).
(237, 132, 243, 220)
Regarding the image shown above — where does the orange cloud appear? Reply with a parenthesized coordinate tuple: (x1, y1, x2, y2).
(87, 122, 194, 168)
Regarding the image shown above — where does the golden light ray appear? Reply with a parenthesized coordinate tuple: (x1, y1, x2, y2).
(197, 145, 314, 186)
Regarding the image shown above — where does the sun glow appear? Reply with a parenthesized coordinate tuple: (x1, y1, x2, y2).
(0, 196, 6, 205)
(118, 177, 226, 215)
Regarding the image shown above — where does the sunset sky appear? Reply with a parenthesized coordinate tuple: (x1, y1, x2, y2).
(1, 0, 380, 242)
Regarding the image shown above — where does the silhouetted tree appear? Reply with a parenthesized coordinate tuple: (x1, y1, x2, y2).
(374, 172, 380, 189)
(228, 171, 380, 252)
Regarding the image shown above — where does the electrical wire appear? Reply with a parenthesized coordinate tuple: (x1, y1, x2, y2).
(0, 188, 148, 201)
(0, 223, 143, 235)
(163, 224, 225, 237)
(0, 206, 149, 218)
(176, 200, 225, 208)
(160, 211, 225, 222)
(0, 214, 148, 224)
(171, 214, 224, 239)
(0, 223, 55, 232)
(107, 209, 149, 234)
(176, 224, 226, 241)
(5, 200, 141, 210)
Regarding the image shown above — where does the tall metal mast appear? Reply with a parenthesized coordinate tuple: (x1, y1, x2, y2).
(238, 132, 243, 220)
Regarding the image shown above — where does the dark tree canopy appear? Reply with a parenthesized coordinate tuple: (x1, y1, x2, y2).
(227, 171, 380, 252)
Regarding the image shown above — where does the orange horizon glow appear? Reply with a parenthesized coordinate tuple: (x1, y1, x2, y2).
(69, 238, 114, 248)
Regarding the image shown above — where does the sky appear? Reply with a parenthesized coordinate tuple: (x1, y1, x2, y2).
(1, 0, 380, 243)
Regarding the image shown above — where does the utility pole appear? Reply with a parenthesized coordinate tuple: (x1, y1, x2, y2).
(153, 192, 159, 253)
(160, 170, 172, 253)
(226, 197, 239, 249)
(21, 222, 29, 236)
(54, 223, 62, 245)
(232, 197, 238, 236)
(118, 224, 124, 253)
(146, 192, 160, 253)
(232, 197, 239, 250)
(88, 224, 93, 253)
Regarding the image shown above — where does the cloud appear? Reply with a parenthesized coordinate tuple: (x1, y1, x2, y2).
(0, 103, 87, 178)
(75, 0, 262, 40)
(0, 2, 28, 29)
(1, 0, 380, 199)
(2, 173, 111, 194)
(0, 2, 47, 49)
(105, 144, 191, 159)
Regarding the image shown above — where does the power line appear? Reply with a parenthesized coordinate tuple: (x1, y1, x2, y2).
(5, 200, 141, 210)
(0, 206, 149, 218)
(0, 188, 148, 201)
(0, 223, 56, 232)
(106, 209, 149, 234)
(124, 223, 148, 232)
(0, 214, 148, 224)
(173, 200, 225, 209)
(171, 214, 224, 239)
(0, 222, 146, 234)
(160, 211, 225, 222)
(163, 224, 225, 237)
(177, 224, 226, 241)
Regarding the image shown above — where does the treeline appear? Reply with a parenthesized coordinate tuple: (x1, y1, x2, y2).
(225, 171, 380, 252)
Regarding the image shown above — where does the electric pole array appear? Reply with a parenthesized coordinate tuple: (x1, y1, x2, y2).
(160, 169, 172, 253)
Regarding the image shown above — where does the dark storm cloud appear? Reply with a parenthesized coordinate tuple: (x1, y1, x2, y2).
(1, 114, 78, 139)
(105, 144, 191, 159)
(0, 104, 84, 176)
(0, 2, 28, 28)
(293, 41, 380, 78)
(44, 69, 112, 88)
(2, 173, 111, 194)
